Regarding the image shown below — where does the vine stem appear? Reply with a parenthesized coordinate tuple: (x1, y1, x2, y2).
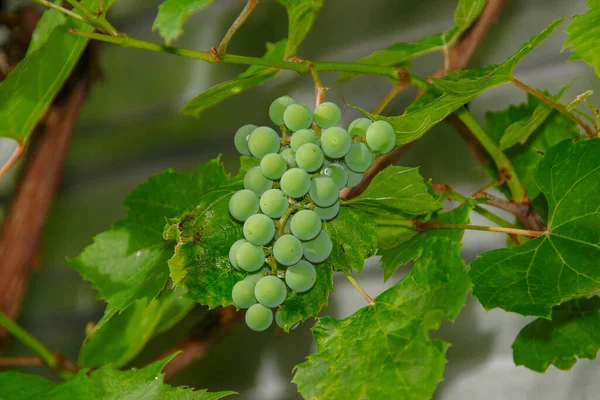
(418, 221, 545, 238)
(372, 69, 411, 115)
(0, 356, 43, 366)
(33, 0, 87, 24)
(510, 77, 596, 138)
(308, 64, 326, 108)
(216, 0, 259, 59)
(346, 274, 375, 306)
(63, 0, 119, 36)
(68, 30, 405, 81)
(277, 207, 294, 237)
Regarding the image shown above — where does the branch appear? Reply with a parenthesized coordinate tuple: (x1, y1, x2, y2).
(308, 64, 326, 108)
(0, 356, 43, 367)
(474, 191, 546, 231)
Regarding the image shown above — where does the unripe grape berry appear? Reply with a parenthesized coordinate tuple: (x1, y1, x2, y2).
(309, 176, 339, 207)
(290, 209, 322, 241)
(236, 242, 265, 272)
(348, 118, 372, 136)
(244, 166, 273, 196)
(290, 129, 319, 152)
(320, 163, 348, 190)
(260, 153, 287, 180)
(245, 270, 266, 285)
(313, 102, 341, 128)
(248, 127, 280, 159)
(280, 147, 298, 168)
(344, 142, 373, 173)
(303, 230, 333, 264)
(273, 234, 303, 266)
(229, 238, 247, 269)
(232, 280, 257, 308)
(229, 189, 259, 222)
(315, 201, 340, 221)
(245, 303, 273, 331)
(283, 103, 313, 131)
(255, 276, 287, 308)
(280, 168, 311, 198)
(366, 120, 396, 154)
(269, 96, 295, 126)
(259, 189, 289, 219)
(320, 127, 352, 159)
(275, 310, 299, 331)
(234, 124, 256, 156)
(295, 143, 324, 172)
(345, 166, 364, 188)
(243, 214, 276, 246)
(285, 260, 317, 293)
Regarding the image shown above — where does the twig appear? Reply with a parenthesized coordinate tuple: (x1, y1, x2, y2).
(64, 0, 119, 36)
(474, 191, 546, 231)
(216, 0, 259, 59)
(0, 356, 43, 366)
(308, 64, 326, 108)
(345, 274, 375, 306)
(33, 0, 87, 24)
(417, 221, 545, 238)
(371, 69, 411, 115)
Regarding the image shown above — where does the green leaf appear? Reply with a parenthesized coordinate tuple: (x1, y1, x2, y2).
(26, 9, 67, 56)
(293, 238, 471, 400)
(0, 0, 114, 142)
(345, 166, 442, 217)
(277, 0, 323, 58)
(513, 296, 600, 372)
(0, 355, 234, 400)
(79, 286, 195, 368)
(354, 19, 564, 146)
(564, 1, 600, 77)
(69, 159, 229, 316)
(470, 139, 600, 318)
(153, 0, 214, 45)
(182, 40, 287, 117)
(454, 0, 487, 28)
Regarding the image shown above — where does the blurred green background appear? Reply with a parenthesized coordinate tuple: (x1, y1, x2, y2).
(1, 1, 600, 399)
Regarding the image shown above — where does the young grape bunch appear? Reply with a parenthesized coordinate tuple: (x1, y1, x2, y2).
(228, 95, 387, 331)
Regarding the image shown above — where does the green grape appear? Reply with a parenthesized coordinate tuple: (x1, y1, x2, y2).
(320, 163, 348, 190)
(295, 143, 324, 172)
(280, 168, 311, 198)
(280, 147, 298, 168)
(303, 230, 333, 263)
(234, 124, 256, 156)
(245, 270, 266, 285)
(348, 118, 372, 136)
(345, 166, 363, 188)
(248, 126, 280, 159)
(229, 189, 259, 221)
(243, 214, 276, 246)
(290, 209, 322, 241)
(236, 242, 265, 272)
(273, 234, 303, 266)
(283, 103, 313, 131)
(259, 189, 289, 219)
(244, 166, 273, 196)
(309, 176, 339, 207)
(254, 276, 287, 308)
(366, 120, 396, 154)
(269, 96, 296, 126)
(344, 143, 373, 173)
(315, 201, 340, 221)
(229, 239, 247, 269)
(320, 127, 352, 158)
(290, 129, 319, 152)
(245, 303, 273, 331)
(260, 153, 287, 180)
(285, 260, 317, 293)
(313, 102, 341, 128)
(232, 280, 257, 308)
(275, 310, 299, 330)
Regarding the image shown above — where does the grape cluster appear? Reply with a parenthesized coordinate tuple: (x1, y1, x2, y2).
(229, 96, 396, 331)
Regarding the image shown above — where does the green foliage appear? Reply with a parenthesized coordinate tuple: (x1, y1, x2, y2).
(0, 355, 234, 400)
(277, 0, 324, 58)
(513, 297, 600, 372)
(153, 0, 214, 45)
(564, 1, 600, 77)
(470, 139, 600, 318)
(182, 40, 287, 117)
(27, 9, 67, 56)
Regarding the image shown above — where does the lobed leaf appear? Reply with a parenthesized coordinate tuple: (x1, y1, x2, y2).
(277, 0, 323, 58)
(563, 1, 600, 77)
(470, 139, 600, 318)
(153, 0, 214, 45)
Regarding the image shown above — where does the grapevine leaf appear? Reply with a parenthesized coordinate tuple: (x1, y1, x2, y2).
(0, 0, 116, 142)
(79, 286, 194, 368)
(293, 239, 471, 400)
(453, 0, 487, 28)
(26, 9, 67, 55)
(325, 207, 377, 274)
(355, 19, 564, 146)
(513, 297, 600, 372)
(345, 166, 442, 217)
(153, 0, 214, 45)
(68, 159, 229, 316)
(470, 139, 600, 318)
(0, 355, 234, 400)
(277, 0, 323, 57)
(563, 1, 600, 77)
(182, 40, 287, 117)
